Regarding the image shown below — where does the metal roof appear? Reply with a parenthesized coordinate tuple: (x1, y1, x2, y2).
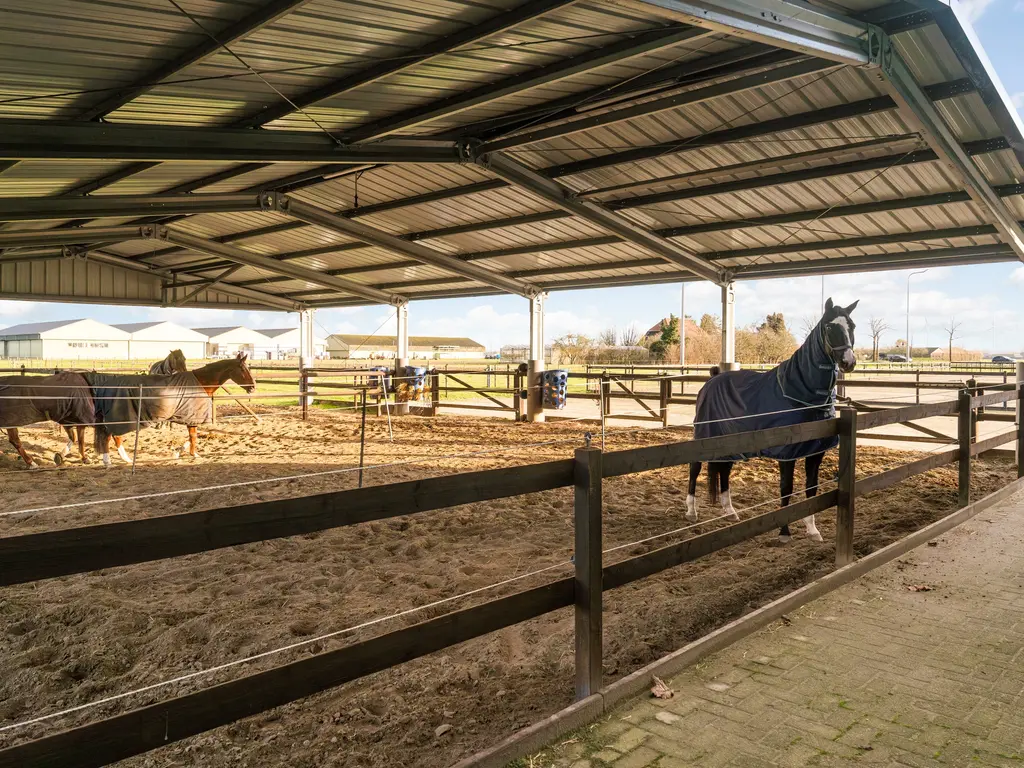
(0, 0, 1021, 311)
(0, 319, 89, 336)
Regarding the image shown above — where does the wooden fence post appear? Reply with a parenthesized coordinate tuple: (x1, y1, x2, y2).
(967, 377, 978, 442)
(915, 370, 921, 405)
(600, 373, 611, 417)
(574, 446, 603, 700)
(958, 389, 972, 507)
(659, 378, 670, 427)
(430, 369, 440, 417)
(300, 367, 309, 422)
(835, 407, 857, 567)
(1016, 363, 1024, 478)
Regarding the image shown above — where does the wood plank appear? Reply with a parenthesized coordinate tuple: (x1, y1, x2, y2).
(0, 578, 575, 768)
(973, 389, 1021, 408)
(603, 491, 838, 590)
(613, 378, 658, 419)
(439, 402, 515, 412)
(903, 420, 950, 440)
(854, 448, 958, 497)
(970, 431, 1018, 456)
(856, 400, 958, 430)
(959, 391, 972, 507)
(858, 433, 950, 444)
(602, 420, 837, 478)
(977, 412, 1016, 422)
(604, 413, 663, 422)
(835, 409, 856, 567)
(0, 459, 576, 586)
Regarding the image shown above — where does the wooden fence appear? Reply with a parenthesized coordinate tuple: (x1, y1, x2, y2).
(0, 384, 1021, 767)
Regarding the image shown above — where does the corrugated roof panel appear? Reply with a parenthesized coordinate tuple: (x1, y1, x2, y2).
(0, 160, 124, 197)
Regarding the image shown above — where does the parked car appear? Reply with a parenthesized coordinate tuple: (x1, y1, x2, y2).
(991, 355, 1016, 363)
(886, 354, 909, 363)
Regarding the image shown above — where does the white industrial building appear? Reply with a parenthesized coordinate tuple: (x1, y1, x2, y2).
(0, 319, 131, 360)
(193, 326, 273, 359)
(327, 334, 485, 360)
(114, 322, 209, 361)
(259, 328, 327, 359)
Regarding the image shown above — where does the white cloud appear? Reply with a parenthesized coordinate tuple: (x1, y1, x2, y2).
(959, 0, 998, 22)
(0, 300, 32, 318)
(1012, 266, 1024, 283)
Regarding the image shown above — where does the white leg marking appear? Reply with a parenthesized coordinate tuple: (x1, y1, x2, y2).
(721, 489, 740, 522)
(117, 444, 131, 463)
(685, 494, 698, 522)
(804, 515, 823, 542)
(100, 453, 111, 468)
(62, 439, 74, 457)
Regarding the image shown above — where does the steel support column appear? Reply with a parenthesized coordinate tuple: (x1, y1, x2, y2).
(299, 308, 315, 409)
(528, 293, 546, 423)
(472, 151, 725, 284)
(721, 282, 737, 370)
(395, 303, 410, 415)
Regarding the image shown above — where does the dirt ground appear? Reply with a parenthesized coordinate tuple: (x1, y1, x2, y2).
(0, 406, 1016, 768)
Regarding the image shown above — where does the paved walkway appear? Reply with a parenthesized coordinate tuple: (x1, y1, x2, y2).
(529, 491, 1024, 768)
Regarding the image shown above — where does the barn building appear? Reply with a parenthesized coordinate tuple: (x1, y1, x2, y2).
(0, 318, 130, 360)
(327, 334, 485, 360)
(113, 322, 209, 362)
(258, 328, 327, 359)
(193, 326, 273, 359)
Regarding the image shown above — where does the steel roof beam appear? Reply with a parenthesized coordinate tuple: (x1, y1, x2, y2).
(0, 120, 462, 164)
(234, 0, 583, 129)
(342, 26, 712, 142)
(275, 194, 542, 298)
(616, 0, 872, 65)
(0, 193, 275, 223)
(75, 0, 313, 121)
(473, 149, 725, 283)
(479, 57, 837, 153)
(868, 27, 1024, 262)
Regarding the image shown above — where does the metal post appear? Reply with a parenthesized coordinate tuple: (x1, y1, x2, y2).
(381, 378, 394, 442)
(967, 377, 978, 443)
(679, 282, 686, 369)
(430, 368, 440, 417)
(131, 385, 143, 476)
(300, 367, 309, 421)
(299, 308, 314, 415)
(958, 389, 972, 507)
(527, 293, 545, 423)
(660, 377, 670, 428)
(721, 282, 737, 371)
(915, 370, 921, 405)
(574, 446, 602, 700)
(358, 388, 367, 489)
(1016, 363, 1024, 478)
(395, 302, 410, 416)
(835, 407, 857, 567)
(599, 374, 608, 447)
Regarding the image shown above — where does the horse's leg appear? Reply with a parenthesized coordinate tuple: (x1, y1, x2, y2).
(7, 428, 35, 468)
(778, 460, 796, 542)
(62, 426, 75, 457)
(95, 430, 112, 468)
(113, 435, 131, 463)
(187, 426, 198, 457)
(802, 453, 824, 542)
(716, 461, 739, 521)
(76, 426, 90, 464)
(685, 462, 701, 522)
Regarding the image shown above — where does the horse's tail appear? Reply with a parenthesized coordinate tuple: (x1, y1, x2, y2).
(708, 462, 720, 505)
(709, 365, 721, 377)
(93, 425, 109, 455)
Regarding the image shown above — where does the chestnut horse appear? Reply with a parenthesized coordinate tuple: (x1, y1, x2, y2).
(0, 372, 95, 468)
(89, 353, 255, 466)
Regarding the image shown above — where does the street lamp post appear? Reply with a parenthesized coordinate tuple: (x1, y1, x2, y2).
(906, 269, 928, 362)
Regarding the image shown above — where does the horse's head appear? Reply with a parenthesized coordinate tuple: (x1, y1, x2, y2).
(231, 352, 256, 393)
(822, 298, 858, 373)
(168, 349, 187, 373)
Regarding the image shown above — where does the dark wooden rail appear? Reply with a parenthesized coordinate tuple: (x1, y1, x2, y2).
(0, 385, 1021, 768)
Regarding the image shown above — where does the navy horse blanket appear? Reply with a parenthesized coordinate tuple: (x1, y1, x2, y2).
(84, 372, 213, 437)
(693, 326, 838, 462)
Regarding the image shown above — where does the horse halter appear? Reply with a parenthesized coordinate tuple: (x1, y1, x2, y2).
(821, 319, 852, 361)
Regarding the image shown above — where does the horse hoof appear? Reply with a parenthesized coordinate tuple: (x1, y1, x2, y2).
(726, 512, 740, 522)
(778, 534, 791, 544)
(82, 457, 91, 465)
(809, 532, 823, 543)
(53, 453, 64, 466)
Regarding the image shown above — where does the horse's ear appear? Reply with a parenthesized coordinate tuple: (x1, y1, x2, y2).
(845, 299, 859, 314)
(824, 297, 835, 315)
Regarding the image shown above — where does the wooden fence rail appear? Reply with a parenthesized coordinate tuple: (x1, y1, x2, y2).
(0, 385, 1021, 767)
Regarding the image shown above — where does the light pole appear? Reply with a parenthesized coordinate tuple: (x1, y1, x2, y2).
(906, 269, 928, 361)
(680, 282, 685, 368)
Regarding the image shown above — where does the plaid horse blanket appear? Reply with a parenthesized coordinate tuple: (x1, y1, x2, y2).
(84, 372, 213, 436)
(0, 372, 95, 428)
(693, 323, 839, 462)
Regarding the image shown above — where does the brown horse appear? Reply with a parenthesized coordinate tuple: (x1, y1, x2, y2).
(89, 353, 255, 466)
(0, 372, 95, 468)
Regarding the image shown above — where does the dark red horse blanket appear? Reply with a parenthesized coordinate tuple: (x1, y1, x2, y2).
(0, 372, 95, 428)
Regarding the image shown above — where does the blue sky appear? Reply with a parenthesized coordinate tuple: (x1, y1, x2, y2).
(2, 0, 1023, 354)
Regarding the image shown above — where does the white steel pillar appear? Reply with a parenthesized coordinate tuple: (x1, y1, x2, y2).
(299, 308, 315, 408)
(1016, 362, 1023, 471)
(527, 293, 546, 423)
(395, 302, 410, 415)
(679, 283, 686, 369)
(721, 282, 738, 371)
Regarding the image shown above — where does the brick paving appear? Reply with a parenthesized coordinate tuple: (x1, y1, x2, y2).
(527, 491, 1024, 768)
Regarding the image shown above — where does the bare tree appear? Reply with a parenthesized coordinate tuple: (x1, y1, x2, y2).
(942, 317, 963, 363)
(798, 315, 818, 340)
(868, 317, 892, 362)
(552, 333, 594, 365)
(619, 323, 641, 347)
(597, 328, 618, 346)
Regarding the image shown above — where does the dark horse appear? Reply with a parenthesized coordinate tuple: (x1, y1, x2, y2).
(88, 353, 255, 466)
(0, 372, 95, 467)
(687, 298, 858, 542)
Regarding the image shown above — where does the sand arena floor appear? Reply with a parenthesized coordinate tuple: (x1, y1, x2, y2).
(0, 407, 1015, 767)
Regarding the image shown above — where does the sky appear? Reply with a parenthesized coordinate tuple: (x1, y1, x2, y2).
(2, 0, 1024, 355)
